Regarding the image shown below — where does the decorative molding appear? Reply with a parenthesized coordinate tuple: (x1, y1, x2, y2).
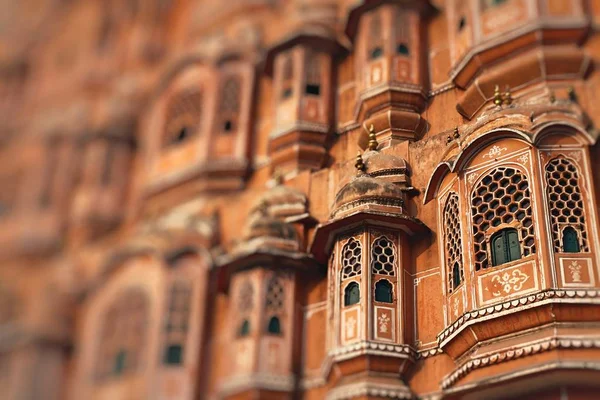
(329, 340, 416, 361)
(218, 373, 295, 395)
(442, 336, 600, 389)
(438, 289, 600, 346)
(417, 347, 444, 359)
(481, 145, 507, 159)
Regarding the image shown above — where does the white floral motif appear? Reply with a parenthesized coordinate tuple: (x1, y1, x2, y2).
(467, 173, 478, 186)
(346, 316, 356, 339)
(568, 261, 582, 282)
(378, 313, 390, 333)
(569, 152, 582, 162)
(517, 153, 529, 164)
(482, 145, 508, 159)
(491, 270, 530, 297)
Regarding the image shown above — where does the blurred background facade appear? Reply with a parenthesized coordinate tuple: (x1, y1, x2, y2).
(2, 0, 600, 399)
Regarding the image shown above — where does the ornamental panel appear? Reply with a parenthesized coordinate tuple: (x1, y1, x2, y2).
(341, 307, 361, 345)
(374, 306, 395, 342)
(559, 257, 595, 287)
(477, 260, 539, 305)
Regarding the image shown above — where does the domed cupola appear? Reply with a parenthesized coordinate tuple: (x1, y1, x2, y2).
(308, 130, 427, 398)
(216, 178, 316, 400)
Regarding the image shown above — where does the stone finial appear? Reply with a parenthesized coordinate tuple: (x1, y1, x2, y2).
(503, 85, 512, 105)
(272, 168, 284, 186)
(355, 151, 366, 175)
(494, 85, 503, 106)
(446, 135, 453, 145)
(452, 127, 460, 139)
(367, 124, 379, 151)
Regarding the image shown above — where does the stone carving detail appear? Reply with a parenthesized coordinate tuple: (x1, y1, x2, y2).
(490, 270, 529, 297)
(517, 152, 529, 164)
(378, 313, 390, 333)
(568, 261, 582, 282)
(452, 297, 460, 318)
(341, 238, 362, 279)
(345, 316, 356, 339)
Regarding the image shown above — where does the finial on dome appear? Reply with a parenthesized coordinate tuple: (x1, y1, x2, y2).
(503, 85, 512, 105)
(367, 124, 379, 151)
(493, 85, 503, 106)
(272, 168, 284, 186)
(355, 151, 366, 175)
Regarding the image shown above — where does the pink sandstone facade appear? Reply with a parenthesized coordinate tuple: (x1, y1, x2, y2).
(2, 0, 600, 399)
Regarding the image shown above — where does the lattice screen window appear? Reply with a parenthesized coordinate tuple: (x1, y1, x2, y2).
(96, 289, 148, 380)
(265, 275, 285, 335)
(471, 166, 535, 270)
(237, 280, 253, 337)
(281, 54, 293, 99)
(545, 157, 589, 253)
(371, 236, 396, 276)
(395, 10, 410, 56)
(368, 12, 383, 59)
(162, 281, 192, 365)
(219, 76, 241, 133)
(444, 193, 464, 291)
(163, 89, 203, 147)
(341, 238, 362, 280)
(305, 50, 321, 96)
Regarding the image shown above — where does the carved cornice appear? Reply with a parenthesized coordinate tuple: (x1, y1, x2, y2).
(438, 289, 600, 347)
(442, 336, 600, 389)
(218, 373, 295, 395)
(331, 196, 405, 220)
(329, 340, 416, 362)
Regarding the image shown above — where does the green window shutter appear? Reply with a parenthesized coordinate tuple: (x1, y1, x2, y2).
(563, 227, 580, 253)
(507, 230, 521, 262)
(113, 350, 127, 376)
(267, 316, 281, 334)
(492, 232, 507, 266)
(239, 319, 250, 337)
(375, 280, 393, 303)
(164, 344, 183, 365)
(345, 282, 360, 306)
(452, 262, 462, 288)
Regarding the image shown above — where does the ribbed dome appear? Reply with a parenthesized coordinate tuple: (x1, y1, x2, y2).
(245, 215, 298, 242)
(363, 150, 408, 175)
(332, 174, 404, 216)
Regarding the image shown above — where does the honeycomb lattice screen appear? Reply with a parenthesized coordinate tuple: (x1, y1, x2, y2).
(443, 193, 464, 291)
(341, 238, 362, 279)
(371, 236, 396, 276)
(265, 275, 285, 313)
(164, 89, 203, 138)
(238, 281, 254, 313)
(545, 157, 589, 252)
(471, 166, 536, 270)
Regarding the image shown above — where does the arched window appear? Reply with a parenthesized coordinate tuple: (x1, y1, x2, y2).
(267, 316, 281, 335)
(371, 236, 396, 275)
(491, 228, 521, 266)
(341, 238, 362, 279)
(374, 280, 393, 303)
(545, 157, 589, 253)
(397, 43, 409, 55)
(305, 50, 321, 96)
(163, 89, 203, 147)
(239, 319, 250, 337)
(458, 16, 466, 31)
(471, 166, 535, 270)
(562, 227, 580, 253)
(444, 193, 464, 290)
(368, 12, 383, 60)
(395, 10, 410, 56)
(281, 54, 293, 99)
(219, 76, 241, 133)
(96, 289, 148, 380)
(162, 281, 191, 366)
(344, 282, 360, 306)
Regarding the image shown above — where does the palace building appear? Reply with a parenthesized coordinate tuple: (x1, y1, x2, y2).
(2, 0, 600, 399)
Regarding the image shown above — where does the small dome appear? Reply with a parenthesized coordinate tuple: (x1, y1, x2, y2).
(245, 215, 298, 242)
(332, 174, 405, 217)
(363, 150, 408, 175)
(253, 184, 307, 219)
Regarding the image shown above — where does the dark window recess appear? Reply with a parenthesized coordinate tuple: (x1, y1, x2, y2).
(239, 319, 250, 337)
(397, 43, 409, 55)
(101, 145, 113, 185)
(562, 227, 580, 253)
(281, 87, 293, 99)
(491, 228, 521, 266)
(174, 127, 190, 143)
(370, 47, 383, 60)
(344, 282, 360, 306)
(305, 84, 320, 96)
(163, 344, 183, 365)
(374, 280, 393, 303)
(113, 350, 127, 376)
(223, 120, 233, 132)
(452, 262, 462, 289)
(267, 316, 281, 334)
(458, 16, 466, 31)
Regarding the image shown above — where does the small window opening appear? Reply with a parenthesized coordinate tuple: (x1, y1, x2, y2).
(163, 344, 183, 365)
(562, 227, 580, 253)
(239, 319, 250, 337)
(491, 228, 521, 266)
(458, 16, 466, 31)
(172, 126, 190, 144)
(370, 47, 383, 60)
(113, 350, 127, 376)
(397, 43, 409, 55)
(452, 262, 462, 289)
(374, 280, 393, 303)
(305, 84, 320, 96)
(223, 120, 233, 132)
(344, 282, 360, 306)
(267, 316, 281, 335)
(281, 87, 293, 99)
